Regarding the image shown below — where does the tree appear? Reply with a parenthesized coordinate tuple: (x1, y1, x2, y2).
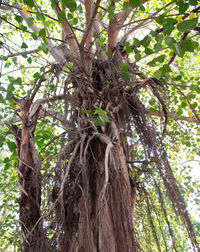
(0, 0, 200, 251)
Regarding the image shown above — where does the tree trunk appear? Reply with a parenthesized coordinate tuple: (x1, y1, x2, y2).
(11, 98, 48, 252)
(60, 138, 136, 252)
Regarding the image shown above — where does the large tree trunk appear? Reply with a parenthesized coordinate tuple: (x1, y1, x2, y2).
(58, 137, 137, 252)
(62, 140, 136, 251)
(52, 57, 138, 251)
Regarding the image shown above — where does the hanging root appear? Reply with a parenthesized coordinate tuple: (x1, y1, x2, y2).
(97, 134, 113, 205)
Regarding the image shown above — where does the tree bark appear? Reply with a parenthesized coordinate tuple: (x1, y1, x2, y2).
(12, 98, 48, 252)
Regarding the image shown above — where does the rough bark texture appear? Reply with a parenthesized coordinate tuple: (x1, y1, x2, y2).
(12, 99, 47, 252)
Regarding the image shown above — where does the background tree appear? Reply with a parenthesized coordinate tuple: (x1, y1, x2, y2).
(0, 0, 200, 251)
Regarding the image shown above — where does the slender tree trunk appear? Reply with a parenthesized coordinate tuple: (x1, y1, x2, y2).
(11, 99, 48, 252)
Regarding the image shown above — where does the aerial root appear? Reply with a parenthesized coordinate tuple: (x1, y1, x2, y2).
(97, 134, 113, 205)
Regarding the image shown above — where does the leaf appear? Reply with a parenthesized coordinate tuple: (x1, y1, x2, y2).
(23, 0, 34, 8)
(101, 115, 110, 123)
(58, 11, 66, 23)
(135, 53, 141, 61)
(94, 118, 105, 127)
(154, 70, 162, 80)
(15, 15, 23, 23)
(188, 111, 193, 117)
(163, 18, 176, 35)
(145, 48, 153, 55)
(33, 72, 40, 78)
(178, 2, 189, 14)
(154, 43, 162, 53)
(180, 39, 198, 52)
(21, 42, 28, 49)
(134, 38, 141, 47)
(115, 66, 121, 71)
(177, 18, 198, 33)
(165, 36, 176, 46)
(39, 28, 46, 38)
(62, 0, 77, 12)
(122, 63, 128, 72)
(156, 14, 165, 25)
(120, 73, 130, 79)
(160, 64, 172, 73)
(31, 32, 38, 40)
(141, 37, 151, 48)
(172, 43, 185, 57)
(72, 18, 78, 25)
(106, 51, 112, 58)
(20, 25, 27, 32)
(129, 0, 142, 8)
(26, 17, 34, 27)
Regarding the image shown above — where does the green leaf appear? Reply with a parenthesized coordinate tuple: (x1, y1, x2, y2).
(163, 18, 176, 35)
(93, 105, 106, 115)
(20, 25, 27, 32)
(172, 43, 185, 57)
(189, 0, 198, 5)
(134, 38, 141, 47)
(82, 110, 92, 114)
(33, 72, 40, 78)
(7, 141, 16, 152)
(15, 15, 23, 23)
(120, 73, 130, 79)
(135, 53, 141, 61)
(154, 43, 162, 53)
(122, 63, 128, 72)
(180, 39, 199, 52)
(129, 0, 142, 8)
(97, 12, 103, 20)
(23, 0, 34, 8)
(106, 51, 112, 58)
(177, 18, 198, 33)
(62, 0, 77, 12)
(51, 1, 57, 8)
(26, 17, 34, 27)
(36, 12, 45, 22)
(178, 1, 189, 14)
(101, 115, 110, 123)
(165, 36, 176, 46)
(148, 55, 166, 66)
(21, 42, 28, 49)
(27, 57, 32, 64)
(40, 66, 45, 72)
(72, 18, 78, 25)
(160, 64, 172, 73)
(141, 37, 151, 48)
(94, 118, 105, 127)
(156, 14, 165, 25)
(115, 66, 121, 71)
(58, 11, 66, 23)
(67, 13, 73, 19)
(154, 70, 162, 80)
(39, 28, 46, 38)
(145, 48, 153, 55)
(31, 32, 38, 40)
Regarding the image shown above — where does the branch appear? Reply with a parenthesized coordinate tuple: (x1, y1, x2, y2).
(81, 0, 101, 48)
(149, 111, 200, 124)
(13, 3, 67, 65)
(51, 0, 79, 58)
(6, 49, 40, 58)
(107, 0, 148, 52)
(107, 3, 132, 52)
